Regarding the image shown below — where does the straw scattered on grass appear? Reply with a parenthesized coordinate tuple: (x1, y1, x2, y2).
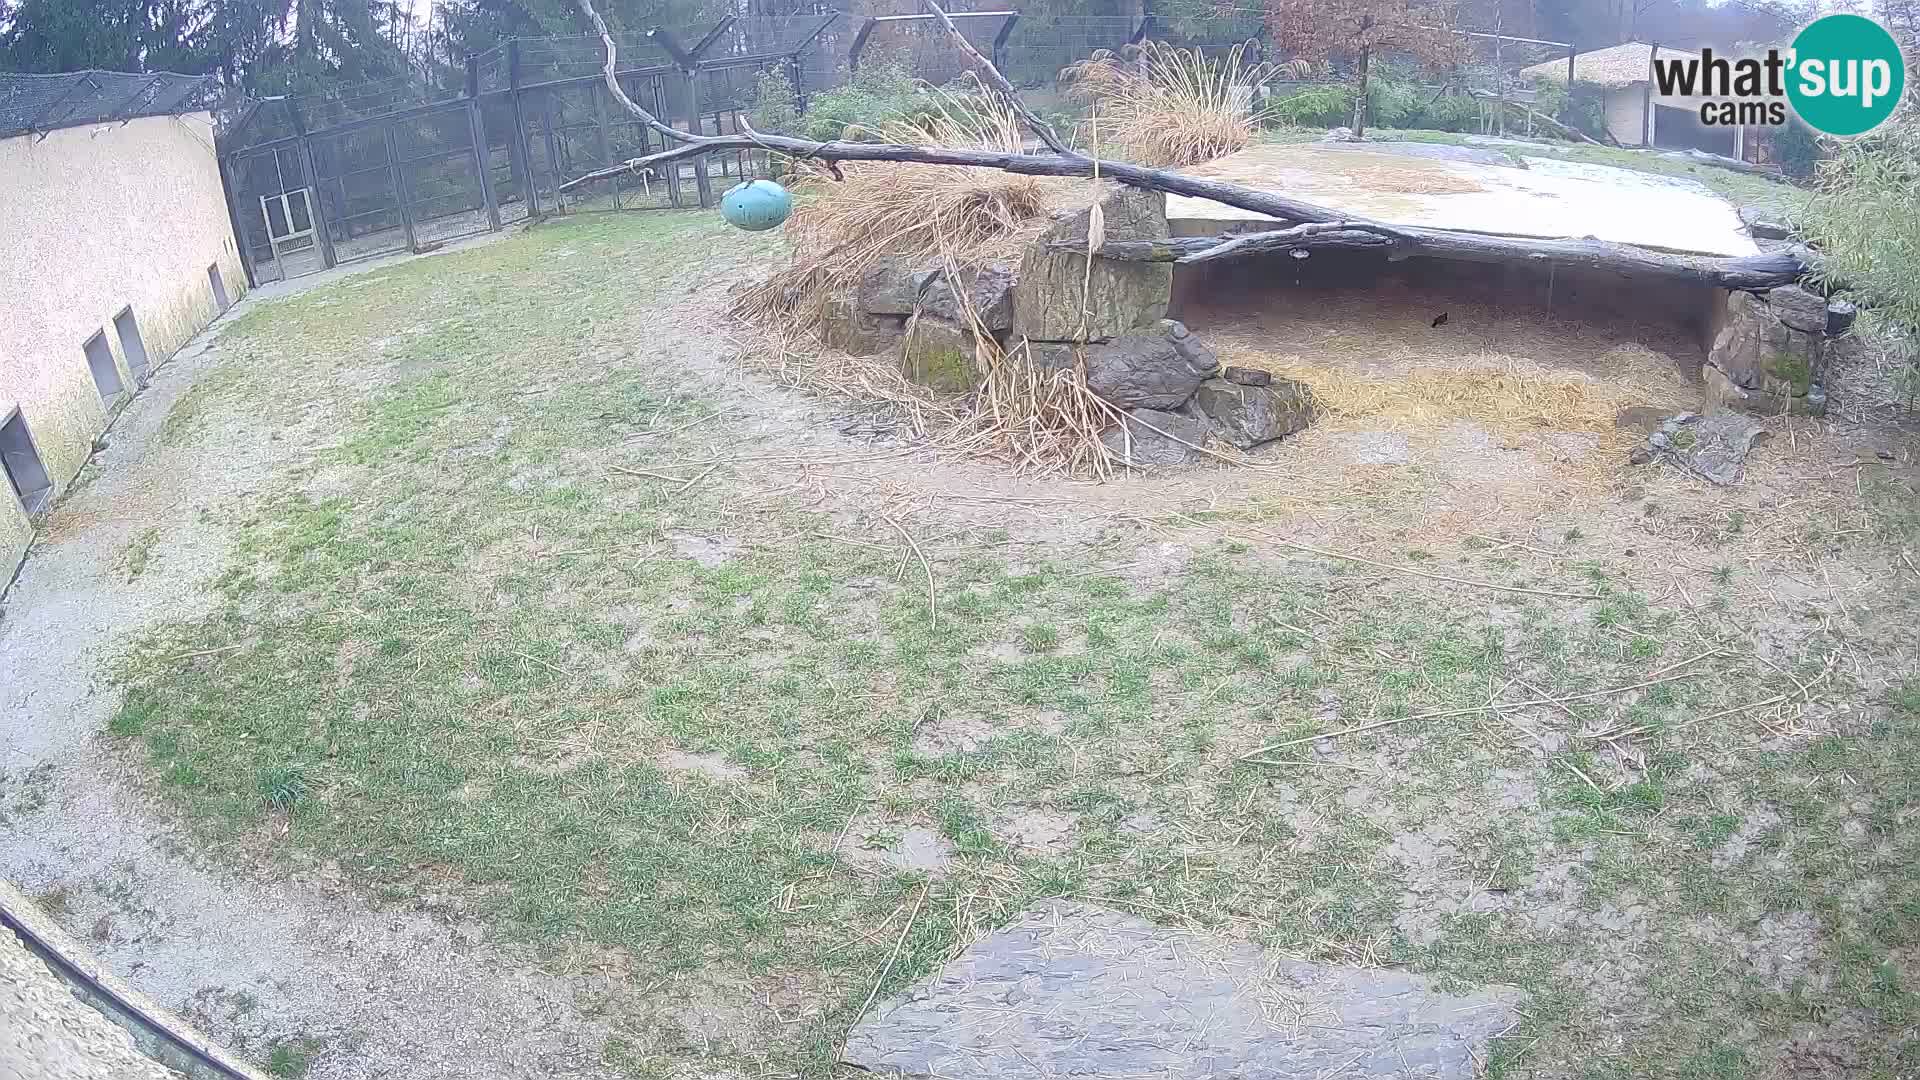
(732, 78, 1132, 478)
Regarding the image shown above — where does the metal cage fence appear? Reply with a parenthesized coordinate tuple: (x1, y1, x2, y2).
(213, 7, 1569, 286)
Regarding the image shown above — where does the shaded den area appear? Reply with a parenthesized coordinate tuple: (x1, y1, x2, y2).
(1169, 245, 1714, 440)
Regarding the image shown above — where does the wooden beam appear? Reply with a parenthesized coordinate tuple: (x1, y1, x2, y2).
(1075, 228, 1807, 289)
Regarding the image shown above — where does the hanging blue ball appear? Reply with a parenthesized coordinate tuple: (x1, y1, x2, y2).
(720, 179, 793, 232)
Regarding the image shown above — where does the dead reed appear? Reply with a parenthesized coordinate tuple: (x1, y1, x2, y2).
(731, 79, 1130, 478)
(1061, 41, 1276, 167)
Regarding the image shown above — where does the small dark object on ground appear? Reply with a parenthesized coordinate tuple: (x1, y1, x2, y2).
(1827, 299, 1857, 337)
(1431, 312, 1449, 328)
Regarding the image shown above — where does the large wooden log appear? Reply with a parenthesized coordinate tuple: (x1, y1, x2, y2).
(1070, 228, 1807, 289)
(559, 136, 1365, 226)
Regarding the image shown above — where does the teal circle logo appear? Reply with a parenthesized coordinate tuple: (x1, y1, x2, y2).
(1787, 14, 1907, 136)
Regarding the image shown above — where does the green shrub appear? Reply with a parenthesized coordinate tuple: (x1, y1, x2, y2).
(1772, 118, 1822, 179)
(1803, 119, 1920, 398)
(1419, 92, 1481, 133)
(1365, 76, 1423, 129)
(797, 50, 941, 142)
(1267, 84, 1351, 128)
(1560, 81, 1610, 141)
(747, 65, 801, 137)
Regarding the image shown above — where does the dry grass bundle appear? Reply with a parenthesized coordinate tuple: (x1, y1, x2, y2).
(732, 77, 1055, 329)
(730, 77, 1132, 478)
(1243, 349, 1690, 443)
(1061, 41, 1276, 167)
(739, 323, 1125, 479)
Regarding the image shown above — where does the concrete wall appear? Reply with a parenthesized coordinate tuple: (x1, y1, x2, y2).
(0, 111, 245, 579)
(1604, 85, 1651, 146)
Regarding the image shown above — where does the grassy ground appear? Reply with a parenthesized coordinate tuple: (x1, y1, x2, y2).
(106, 209, 1920, 1078)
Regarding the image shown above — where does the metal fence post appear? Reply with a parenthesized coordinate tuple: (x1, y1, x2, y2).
(1642, 42, 1657, 147)
(216, 152, 259, 289)
(849, 17, 879, 72)
(540, 93, 565, 213)
(466, 56, 503, 231)
(285, 100, 337, 269)
(655, 75, 682, 207)
(991, 13, 1020, 75)
(508, 41, 538, 219)
(382, 122, 419, 252)
(591, 79, 620, 209)
(1493, 29, 1505, 136)
(685, 68, 712, 208)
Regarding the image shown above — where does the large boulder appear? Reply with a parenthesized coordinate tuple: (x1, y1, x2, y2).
(1193, 376, 1316, 448)
(1707, 289, 1826, 415)
(842, 901, 1522, 1080)
(821, 295, 906, 356)
(1738, 206, 1794, 241)
(859, 257, 937, 316)
(1100, 407, 1209, 467)
(1083, 319, 1219, 409)
(918, 263, 1016, 334)
(899, 315, 978, 393)
(1014, 185, 1173, 343)
(1633, 410, 1770, 486)
(1764, 284, 1829, 334)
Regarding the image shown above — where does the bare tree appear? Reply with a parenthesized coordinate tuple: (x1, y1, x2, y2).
(1264, 0, 1470, 138)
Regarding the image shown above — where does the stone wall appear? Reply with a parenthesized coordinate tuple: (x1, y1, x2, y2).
(1704, 284, 1850, 416)
(819, 183, 1318, 466)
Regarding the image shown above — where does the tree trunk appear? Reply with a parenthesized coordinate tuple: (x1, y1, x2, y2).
(1072, 228, 1806, 289)
(1351, 46, 1371, 139)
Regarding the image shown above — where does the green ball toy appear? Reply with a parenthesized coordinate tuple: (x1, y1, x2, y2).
(720, 179, 793, 232)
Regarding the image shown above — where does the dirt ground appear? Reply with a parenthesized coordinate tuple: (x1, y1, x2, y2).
(2, 210, 1918, 1080)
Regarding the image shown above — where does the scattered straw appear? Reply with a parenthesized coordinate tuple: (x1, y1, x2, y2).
(729, 75, 1138, 478)
(1236, 350, 1686, 443)
(731, 76, 1060, 335)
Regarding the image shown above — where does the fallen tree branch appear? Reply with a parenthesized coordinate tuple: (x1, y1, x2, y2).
(917, 0, 1076, 156)
(574, 0, 690, 149)
(1073, 227, 1806, 288)
(562, 0, 1807, 291)
(558, 132, 1366, 226)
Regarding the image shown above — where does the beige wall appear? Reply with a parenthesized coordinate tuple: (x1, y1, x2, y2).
(0, 111, 245, 578)
(1605, 84, 1651, 145)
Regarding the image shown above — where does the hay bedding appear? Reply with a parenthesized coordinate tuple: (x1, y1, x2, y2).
(728, 83, 1697, 479)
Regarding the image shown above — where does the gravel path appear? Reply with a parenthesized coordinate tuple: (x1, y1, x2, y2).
(0, 261, 616, 1080)
(0, 925, 177, 1080)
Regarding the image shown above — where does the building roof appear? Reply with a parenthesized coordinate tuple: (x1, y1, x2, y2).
(0, 69, 221, 141)
(1520, 41, 1703, 89)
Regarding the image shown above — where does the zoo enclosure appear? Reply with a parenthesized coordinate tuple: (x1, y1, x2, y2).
(214, 6, 1572, 286)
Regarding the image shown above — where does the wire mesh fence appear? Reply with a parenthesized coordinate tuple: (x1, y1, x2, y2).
(0, 70, 224, 140)
(213, 5, 1570, 284)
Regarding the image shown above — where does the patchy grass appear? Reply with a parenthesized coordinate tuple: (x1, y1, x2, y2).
(104, 209, 1920, 1078)
(118, 526, 161, 581)
(264, 1035, 324, 1079)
